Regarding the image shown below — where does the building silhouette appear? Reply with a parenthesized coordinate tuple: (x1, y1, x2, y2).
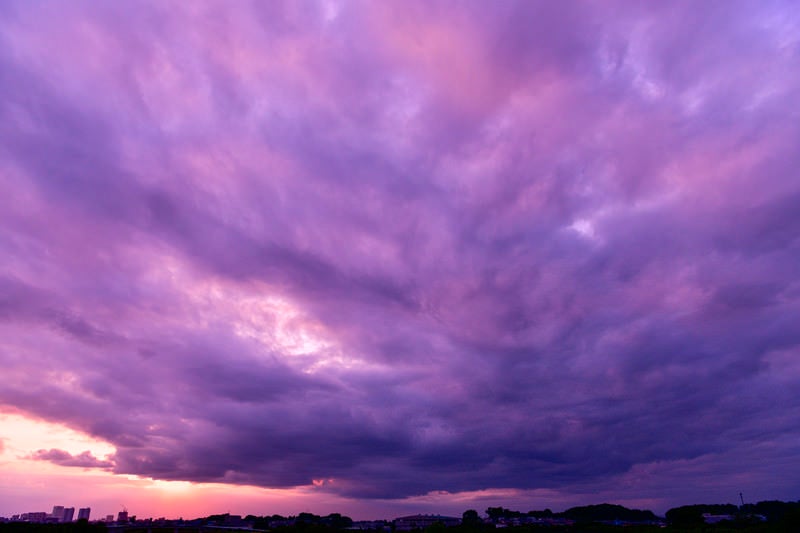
(394, 515, 461, 531)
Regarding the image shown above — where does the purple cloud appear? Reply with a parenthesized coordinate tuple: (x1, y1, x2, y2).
(0, 0, 798, 512)
(30, 449, 114, 469)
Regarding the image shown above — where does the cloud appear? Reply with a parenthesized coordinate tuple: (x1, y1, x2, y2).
(0, 0, 798, 510)
(30, 449, 114, 469)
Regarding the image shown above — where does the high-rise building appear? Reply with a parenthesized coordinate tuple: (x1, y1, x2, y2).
(78, 508, 91, 521)
(62, 508, 75, 523)
(117, 511, 128, 523)
(51, 507, 65, 522)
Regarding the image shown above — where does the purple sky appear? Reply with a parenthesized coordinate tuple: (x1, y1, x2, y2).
(1, 0, 799, 520)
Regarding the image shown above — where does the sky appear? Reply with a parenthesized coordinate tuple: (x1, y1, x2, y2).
(0, 0, 799, 522)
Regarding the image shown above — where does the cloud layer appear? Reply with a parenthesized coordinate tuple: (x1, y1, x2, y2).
(1, 0, 799, 508)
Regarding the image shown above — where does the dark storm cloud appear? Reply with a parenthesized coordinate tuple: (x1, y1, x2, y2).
(0, 0, 798, 509)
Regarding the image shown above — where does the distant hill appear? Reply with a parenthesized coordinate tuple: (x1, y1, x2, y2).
(666, 500, 800, 526)
(489, 503, 659, 524)
(561, 503, 658, 523)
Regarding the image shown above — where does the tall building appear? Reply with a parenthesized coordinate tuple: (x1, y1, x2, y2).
(78, 508, 91, 521)
(117, 511, 128, 523)
(62, 508, 75, 523)
(51, 507, 65, 522)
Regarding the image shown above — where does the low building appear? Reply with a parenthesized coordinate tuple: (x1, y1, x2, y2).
(394, 515, 460, 531)
(702, 513, 735, 524)
(23, 512, 48, 523)
(349, 520, 389, 530)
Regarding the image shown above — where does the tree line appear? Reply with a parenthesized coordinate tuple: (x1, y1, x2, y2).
(3, 500, 800, 532)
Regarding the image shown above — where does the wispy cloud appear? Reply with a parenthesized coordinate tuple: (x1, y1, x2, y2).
(29, 449, 114, 469)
